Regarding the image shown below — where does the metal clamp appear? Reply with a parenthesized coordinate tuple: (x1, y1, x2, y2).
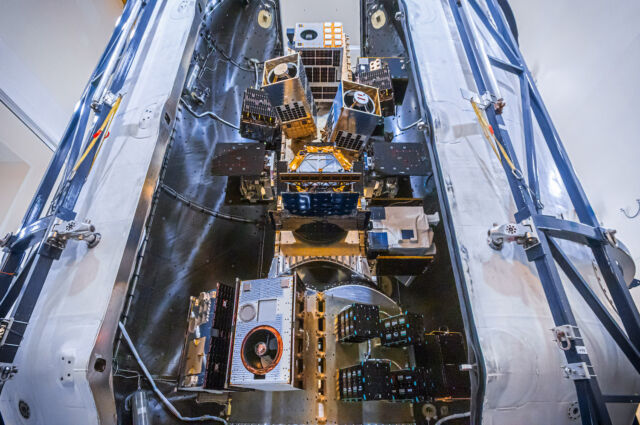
(0, 319, 22, 381)
(459, 363, 476, 372)
(487, 221, 539, 250)
(0, 319, 13, 347)
(0, 319, 29, 349)
(414, 120, 427, 131)
(48, 219, 101, 249)
(562, 362, 592, 381)
(0, 233, 11, 248)
(0, 366, 17, 382)
(601, 228, 618, 247)
(461, 88, 494, 109)
(552, 324, 582, 351)
(102, 91, 119, 108)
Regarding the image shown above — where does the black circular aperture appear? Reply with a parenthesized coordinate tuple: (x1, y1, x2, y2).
(294, 221, 347, 245)
(300, 29, 318, 40)
(241, 326, 282, 375)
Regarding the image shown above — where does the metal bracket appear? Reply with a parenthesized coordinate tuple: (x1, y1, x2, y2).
(487, 220, 539, 250)
(601, 228, 618, 247)
(415, 120, 428, 131)
(91, 90, 118, 112)
(461, 88, 494, 109)
(0, 319, 29, 351)
(552, 324, 583, 351)
(0, 233, 10, 248)
(59, 353, 76, 386)
(0, 215, 54, 253)
(48, 219, 101, 250)
(562, 362, 592, 381)
(103, 91, 119, 107)
(459, 363, 477, 372)
(0, 319, 14, 347)
(0, 366, 17, 383)
(0, 319, 22, 381)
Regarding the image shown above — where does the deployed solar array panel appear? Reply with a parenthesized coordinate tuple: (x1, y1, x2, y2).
(281, 192, 359, 216)
(210, 143, 266, 176)
(371, 142, 429, 176)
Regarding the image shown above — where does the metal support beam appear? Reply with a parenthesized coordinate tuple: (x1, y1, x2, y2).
(590, 243, 640, 349)
(0, 252, 55, 363)
(527, 90, 598, 226)
(520, 73, 539, 210)
(493, 0, 640, 363)
(485, 0, 640, 393)
(481, 0, 640, 408)
(468, 0, 519, 65)
(488, 55, 522, 75)
(0, 254, 35, 319)
(602, 395, 640, 404)
(525, 236, 612, 425)
(450, 1, 619, 423)
(1, 216, 53, 253)
(548, 237, 640, 372)
(533, 215, 604, 245)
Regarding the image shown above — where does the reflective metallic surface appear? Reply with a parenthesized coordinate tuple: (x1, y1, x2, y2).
(228, 286, 414, 425)
(112, 0, 282, 423)
(111, 2, 459, 424)
(262, 53, 317, 139)
(327, 80, 382, 151)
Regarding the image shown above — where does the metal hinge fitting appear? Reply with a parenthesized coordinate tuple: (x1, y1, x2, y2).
(552, 324, 583, 351)
(48, 219, 101, 250)
(562, 362, 592, 381)
(487, 220, 539, 250)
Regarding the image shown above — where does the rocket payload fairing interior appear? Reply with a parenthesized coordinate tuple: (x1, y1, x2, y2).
(1, 0, 640, 424)
(112, 1, 471, 423)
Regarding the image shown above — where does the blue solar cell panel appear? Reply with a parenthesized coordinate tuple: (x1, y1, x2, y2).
(368, 232, 389, 251)
(281, 192, 359, 216)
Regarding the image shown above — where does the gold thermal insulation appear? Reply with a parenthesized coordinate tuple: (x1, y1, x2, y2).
(288, 146, 352, 172)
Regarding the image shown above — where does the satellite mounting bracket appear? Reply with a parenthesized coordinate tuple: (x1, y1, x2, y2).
(552, 324, 583, 351)
(460, 88, 494, 109)
(562, 362, 592, 381)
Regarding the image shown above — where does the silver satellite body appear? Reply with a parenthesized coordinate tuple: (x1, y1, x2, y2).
(262, 53, 317, 139)
(228, 276, 302, 391)
(325, 79, 382, 152)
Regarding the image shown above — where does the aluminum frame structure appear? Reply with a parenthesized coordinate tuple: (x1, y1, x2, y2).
(445, 0, 640, 423)
(0, 0, 154, 370)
